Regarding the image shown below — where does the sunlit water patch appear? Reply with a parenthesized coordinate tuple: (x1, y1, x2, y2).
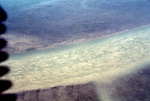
(2, 25, 150, 93)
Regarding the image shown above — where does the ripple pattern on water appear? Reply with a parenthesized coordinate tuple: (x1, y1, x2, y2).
(2, 25, 150, 93)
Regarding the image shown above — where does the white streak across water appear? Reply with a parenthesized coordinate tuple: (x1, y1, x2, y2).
(2, 25, 150, 93)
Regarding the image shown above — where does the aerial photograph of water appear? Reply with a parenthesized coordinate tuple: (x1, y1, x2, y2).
(1, 0, 150, 101)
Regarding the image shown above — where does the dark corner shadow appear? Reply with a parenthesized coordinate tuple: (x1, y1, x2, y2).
(0, 6, 16, 101)
(111, 64, 150, 101)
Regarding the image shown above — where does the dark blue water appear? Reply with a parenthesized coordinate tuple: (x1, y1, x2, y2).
(1, 0, 150, 53)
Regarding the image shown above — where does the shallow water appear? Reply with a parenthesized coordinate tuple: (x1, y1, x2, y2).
(2, 25, 150, 93)
(1, 1, 150, 101)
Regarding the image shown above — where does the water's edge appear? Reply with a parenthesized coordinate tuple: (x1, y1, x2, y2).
(7, 65, 150, 101)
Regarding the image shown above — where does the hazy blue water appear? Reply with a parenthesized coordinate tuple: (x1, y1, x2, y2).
(1, 0, 150, 53)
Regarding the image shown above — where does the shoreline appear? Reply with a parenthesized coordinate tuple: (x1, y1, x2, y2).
(6, 65, 150, 101)
(10, 82, 98, 101)
(5, 23, 150, 55)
